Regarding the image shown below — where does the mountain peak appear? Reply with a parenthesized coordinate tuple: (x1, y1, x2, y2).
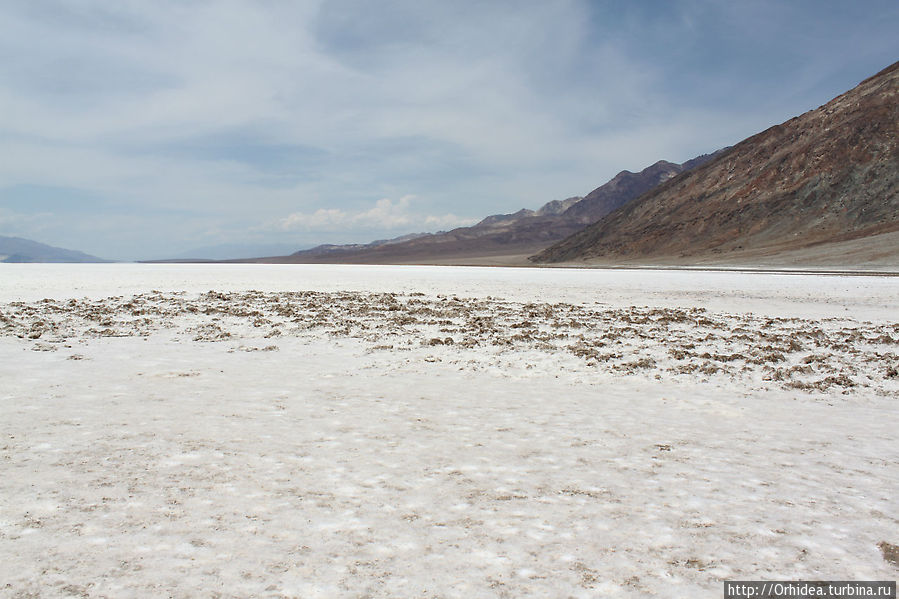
(560, 153, 721, 224)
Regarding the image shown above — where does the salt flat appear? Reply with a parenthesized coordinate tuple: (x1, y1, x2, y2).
(0, 264, 897, 598)
(2, 262, 898, 318)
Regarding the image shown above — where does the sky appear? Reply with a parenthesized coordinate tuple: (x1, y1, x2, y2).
(1, 0, 897, 260)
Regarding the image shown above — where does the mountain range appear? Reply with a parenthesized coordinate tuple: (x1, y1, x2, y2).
(532, 61, 899, 266)
(246, 151, 723, 265)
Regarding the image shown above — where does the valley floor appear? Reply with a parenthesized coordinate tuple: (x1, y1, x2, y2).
(0, 264, 897, 597)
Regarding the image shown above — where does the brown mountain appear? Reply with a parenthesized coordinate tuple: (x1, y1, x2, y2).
(532, 61, 899, 267)
(563, 160, 684, 223)
(266, 154, 719, 265)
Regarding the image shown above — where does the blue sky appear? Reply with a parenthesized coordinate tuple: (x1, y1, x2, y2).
(1, 0, 897, 260)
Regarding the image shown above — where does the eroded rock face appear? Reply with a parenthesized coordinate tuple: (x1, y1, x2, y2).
(533, 61, 899, 264)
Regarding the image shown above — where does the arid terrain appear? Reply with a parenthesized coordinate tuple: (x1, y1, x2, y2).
(1, 264, 897, 597)
(534, 61, 899, 266)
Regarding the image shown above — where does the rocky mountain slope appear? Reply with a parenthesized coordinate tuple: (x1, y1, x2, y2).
(266, 154, 720, 265)
(562, 160, 685, 224)
(0, 236, 109, 263)
(532, 61, 899, 266)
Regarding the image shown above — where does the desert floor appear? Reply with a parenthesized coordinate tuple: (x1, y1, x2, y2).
(1, 264, 897, 598)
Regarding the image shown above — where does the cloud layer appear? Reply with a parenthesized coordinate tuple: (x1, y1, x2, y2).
(0, 1, 897, 259)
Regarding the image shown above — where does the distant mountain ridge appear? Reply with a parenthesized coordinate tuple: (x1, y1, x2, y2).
(0, 236, 110, 263)
(162, 242, 313, 261)
(259, 151, 722, 264)
(532, 61, 899, 265)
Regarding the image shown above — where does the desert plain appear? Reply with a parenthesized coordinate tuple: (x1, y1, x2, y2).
(1, 264, 897, 597)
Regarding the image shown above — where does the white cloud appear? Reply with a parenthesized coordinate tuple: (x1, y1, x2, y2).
(278, 195, 475, 233)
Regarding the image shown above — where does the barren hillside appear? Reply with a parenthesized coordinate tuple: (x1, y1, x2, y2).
(532, 61, 899, 266)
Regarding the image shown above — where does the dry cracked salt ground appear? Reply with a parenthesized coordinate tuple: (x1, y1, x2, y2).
(0, 265, 897, 597)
